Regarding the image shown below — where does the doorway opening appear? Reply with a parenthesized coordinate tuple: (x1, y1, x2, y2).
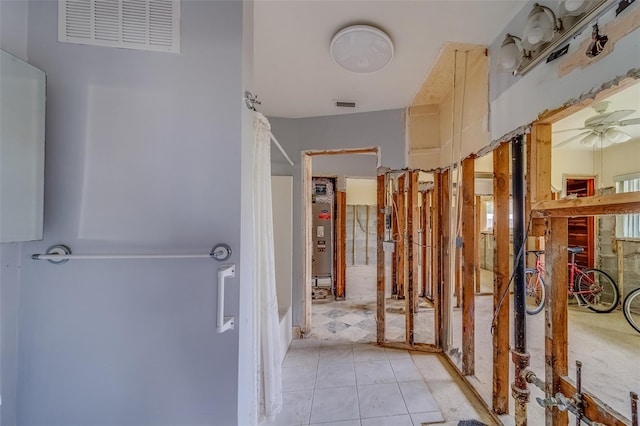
(302, 147, 380, 342)
(564, 176, 596, 268)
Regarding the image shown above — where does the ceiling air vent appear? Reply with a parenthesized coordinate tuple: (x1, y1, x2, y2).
(336, 101, 356, 108)
(58, 0, 180, 53)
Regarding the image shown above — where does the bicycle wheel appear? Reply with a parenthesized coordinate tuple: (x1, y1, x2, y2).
(525, 268, 545, 315)
(574, 268, 619, 313)
(623, 288, 640, 334)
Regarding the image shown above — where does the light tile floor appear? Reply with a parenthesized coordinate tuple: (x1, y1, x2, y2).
(265, 292, 498, 426)
(268, 340, 447, 426)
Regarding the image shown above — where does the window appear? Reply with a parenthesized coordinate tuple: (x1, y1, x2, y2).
(484, 200, 494, 230)
(615, 173, 640, 238)
(482, 199, 513, 231)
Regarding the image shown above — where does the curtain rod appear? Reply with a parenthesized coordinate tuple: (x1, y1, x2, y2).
(245, 91, 294, 167)
(270, 132, 294, 167)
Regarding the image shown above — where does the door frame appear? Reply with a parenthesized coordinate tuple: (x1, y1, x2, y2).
(301, 147, 381, 334)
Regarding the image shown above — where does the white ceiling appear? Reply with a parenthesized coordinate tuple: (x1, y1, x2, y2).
(553, 81, 640, 150)
(254, 0, 527, 119)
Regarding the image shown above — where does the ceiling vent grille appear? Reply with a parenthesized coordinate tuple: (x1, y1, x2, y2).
(58, 0, 180, 53)
(336, 101, 356, 108)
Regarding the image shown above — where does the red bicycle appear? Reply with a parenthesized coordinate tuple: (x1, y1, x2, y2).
(525, 247, 620, 315)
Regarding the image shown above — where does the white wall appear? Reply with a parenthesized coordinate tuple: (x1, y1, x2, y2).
(596, 138, 640, 188)
(10, 1, 250, 424)
(551, 148, 597, 195)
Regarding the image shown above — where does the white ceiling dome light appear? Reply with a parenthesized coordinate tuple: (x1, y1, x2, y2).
(330, 25, 394, 73)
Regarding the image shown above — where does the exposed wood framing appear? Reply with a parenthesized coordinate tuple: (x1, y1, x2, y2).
(421, 191, 431, 298)
(392, 188, 399, 296)
(441, 169, 451, 350)
(335, 190, 346, 299)
(455, 237, 462, 309)
(303, 154, 313, 333)
(474, 195, 482, 293)
(532, 192, 640, 217)
(525, 132, 532, 221)
(352, 206, 357, 264)
(617, 240, 624, 298)
(397, 173, 407, 299)
(544, 216, 569, 425)
(432, 171, 443, 348)
(377, 172, 386, 344)
(534, 237, 546, 270)
(305, 147, 380, 157)
(382, 341, 441, 353)
(406, 171, 419, 345)
(365, 205, 370, 265)
(475, 195, 481, 293)
(461, 157, 475, 376)
(426, 190, 433, 299)
(492, 143, 510, 414)
(528, 123, 552, 237)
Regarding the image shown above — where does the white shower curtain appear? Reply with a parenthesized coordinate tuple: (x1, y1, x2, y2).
(253, 112, 283, 422)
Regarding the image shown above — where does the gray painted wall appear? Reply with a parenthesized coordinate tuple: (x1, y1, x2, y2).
(269, 109, 405, 327)
(0, 243, 21, 426)
(3, 1, 249, 424)
(0, 0, 28, 60)
(312, 154, 378, 178)
(1, 1, 29, 424)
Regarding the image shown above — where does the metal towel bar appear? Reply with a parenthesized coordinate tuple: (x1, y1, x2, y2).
(32, 243, 232, 264)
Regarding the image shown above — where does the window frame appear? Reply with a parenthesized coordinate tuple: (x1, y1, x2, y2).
(614, 172, 640, 240)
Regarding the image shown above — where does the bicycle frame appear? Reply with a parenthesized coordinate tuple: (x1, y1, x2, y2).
(526, 248, 619, 314)
(530, 252, 599, 302)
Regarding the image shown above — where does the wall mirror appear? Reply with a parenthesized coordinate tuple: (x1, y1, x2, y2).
(1, 49, 46, 242)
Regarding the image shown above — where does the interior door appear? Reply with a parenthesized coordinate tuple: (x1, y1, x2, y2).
(565, 177, 595, 268)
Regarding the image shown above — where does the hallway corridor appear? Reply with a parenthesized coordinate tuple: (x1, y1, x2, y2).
(268, 338, 496, 425)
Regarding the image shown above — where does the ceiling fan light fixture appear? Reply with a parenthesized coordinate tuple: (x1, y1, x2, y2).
(580, 132, 600, 146)
(330, 24, 394, 73)
(604, 128, 632, 143)
(522, 3, 561, 50)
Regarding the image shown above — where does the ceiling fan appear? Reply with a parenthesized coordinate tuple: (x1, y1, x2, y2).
(553, 101, 640, 148)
